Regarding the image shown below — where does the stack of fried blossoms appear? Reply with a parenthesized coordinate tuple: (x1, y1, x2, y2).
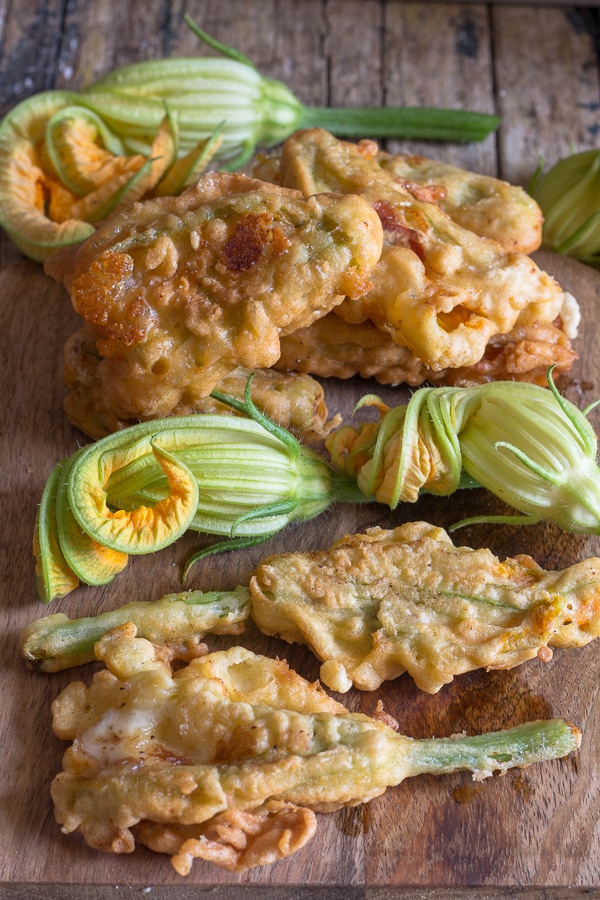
(33, 125, 576, 446)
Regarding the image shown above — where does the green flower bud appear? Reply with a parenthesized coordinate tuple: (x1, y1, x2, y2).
(327, 370, 600, 535)
(531, 149, 600, 267)
(453, 377, 600, 533)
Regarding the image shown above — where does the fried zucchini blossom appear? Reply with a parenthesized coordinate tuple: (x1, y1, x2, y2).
(47, 634, 580, 875)
(326, 370, 600, 534)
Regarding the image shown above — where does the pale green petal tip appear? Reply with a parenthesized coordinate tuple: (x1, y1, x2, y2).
(457, 374, 600, 534)
(532, 149, 600, 265)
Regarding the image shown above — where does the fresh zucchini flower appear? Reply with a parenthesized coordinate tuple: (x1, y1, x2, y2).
(35, 380, 366, 604)
(0, 16, 499, 261)
(451, 374, 600, 532)
(326, 370, 600, 534)
(530, 149, 600, 267)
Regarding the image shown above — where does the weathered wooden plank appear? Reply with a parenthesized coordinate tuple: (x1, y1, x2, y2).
(1, 1, 600, 895)
(381, 3, 498, 174)
(0, 0, 66, 116)
(493, 6, 600, 185)
(2, 248, 599, 889)
(326, 0, 385, 108)
(55, 0, 168, 88)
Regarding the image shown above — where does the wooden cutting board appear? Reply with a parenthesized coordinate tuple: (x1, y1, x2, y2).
(1, 248, 600, 898)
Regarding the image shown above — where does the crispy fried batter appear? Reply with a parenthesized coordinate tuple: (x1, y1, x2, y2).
(276, 309, 578, 387)
(135, 803, 317, 874)
(63, 323, 339, 442)
(250, 521, 600, 693)
(253, 146, 543, 253)
(277, 312, 431, 385)
(49, 623, 581, 875)
(278, 130, 567, 372)
(50, 630, 398, 873)
(197, 366, 341, 443)
(377, 151, 543, 253)
(441, 318, 578, 386)
(47, 170, 382, 427)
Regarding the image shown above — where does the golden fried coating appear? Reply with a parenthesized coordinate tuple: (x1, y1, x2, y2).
(276, 309, 578, 387)
(51, 626, 576, 874)
(253, 146, 543, 253)
(278, 312, 431, 385)
(442, 318, 578, 386)
(50, 629, 395, 873)
(250, 521, 600, 693)
(133, 803, 317, 874)
(278, 130, 567, 372)
(377, 151, 543, 253)
(196, 366, 341, 443)
(47, 170, 383, 426)
(63, 323, 339, 442)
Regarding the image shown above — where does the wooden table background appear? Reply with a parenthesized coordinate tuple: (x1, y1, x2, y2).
(2, 1, 600, 898)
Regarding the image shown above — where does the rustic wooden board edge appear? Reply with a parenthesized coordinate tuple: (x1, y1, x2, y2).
(1, 884, 599, 900)
(420, 1, 599, 5)
(0, 886, 362, 900)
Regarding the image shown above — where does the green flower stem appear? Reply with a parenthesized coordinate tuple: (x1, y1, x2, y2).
(300, 105, 500, 143)
(403, 719, 580, 778)
(20, 588, 250, 672)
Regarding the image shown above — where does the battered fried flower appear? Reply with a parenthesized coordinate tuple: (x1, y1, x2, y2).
(252, 145, 543, 253)
(250, 521, 600, 693)
(278, 129, 567, 372)
(193, 366, 341, 444)
(24, 509, 600, 705)
(276, 309, 578, 388)
(20, 587, 250, 671)
(64, 324, 339, 442)
(377, 150, 543, 253)
(46, 170, 383, 428)
(24, 519, 600, 682)
(50, 627, 580, 874)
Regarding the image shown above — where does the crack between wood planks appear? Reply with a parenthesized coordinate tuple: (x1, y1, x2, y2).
(487, 5, 503, 181)
(49, 0, 72, 91)
(322, 0, 333, 108)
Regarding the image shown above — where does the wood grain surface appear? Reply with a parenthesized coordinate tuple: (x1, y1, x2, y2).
(1, 2, 600, 898)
